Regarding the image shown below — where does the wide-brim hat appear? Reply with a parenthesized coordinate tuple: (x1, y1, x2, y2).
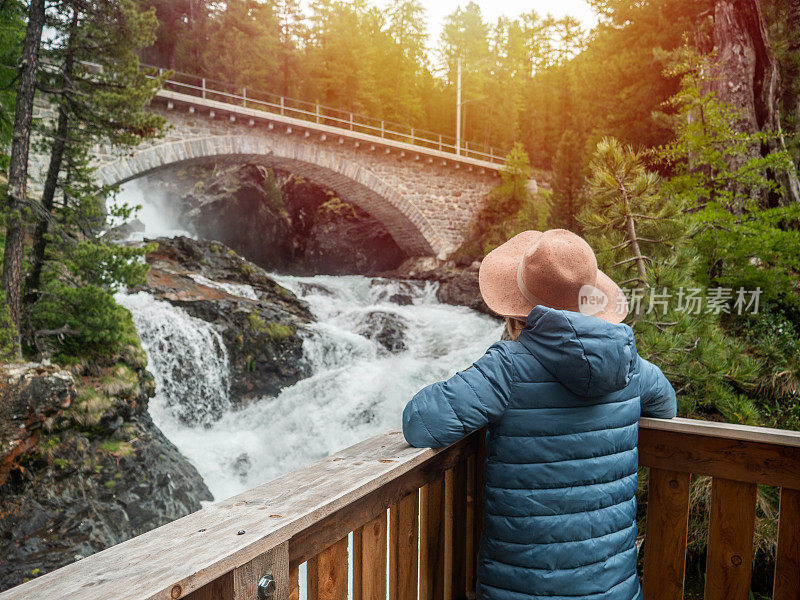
(478, 229, 628, 324)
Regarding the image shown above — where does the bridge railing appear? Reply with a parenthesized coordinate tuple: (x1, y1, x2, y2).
(145, 65, 507, 166)
(1, 417, 799, 600)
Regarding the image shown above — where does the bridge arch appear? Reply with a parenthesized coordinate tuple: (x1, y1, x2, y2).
(95, 134, 443, 256)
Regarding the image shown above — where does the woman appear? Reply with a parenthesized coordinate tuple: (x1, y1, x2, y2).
(403, 229, 676, 600)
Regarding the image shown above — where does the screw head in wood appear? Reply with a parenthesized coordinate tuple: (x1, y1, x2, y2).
(257, 574, 276, 599)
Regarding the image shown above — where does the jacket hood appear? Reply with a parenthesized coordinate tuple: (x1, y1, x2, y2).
(518, 306, 637, 397)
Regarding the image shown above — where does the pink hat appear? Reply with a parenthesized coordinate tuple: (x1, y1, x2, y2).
(478, 229, 628, 323)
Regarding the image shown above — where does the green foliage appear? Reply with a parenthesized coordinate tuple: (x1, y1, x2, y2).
(0, 0, 25, 161)
(550, 129, 587, 232)
(28, 283, 141, 360)
(582, 137, 760, 421)
(454, 144, 549, 263)
(657, 47, 800, 317)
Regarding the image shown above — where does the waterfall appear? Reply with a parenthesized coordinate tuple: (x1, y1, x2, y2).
(118, 274, 502, 502)
(115, 291, 231, 428)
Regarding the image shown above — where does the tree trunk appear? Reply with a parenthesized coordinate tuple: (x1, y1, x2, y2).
(2, 0, 46, 351)
(701, 0, 800, 207)
(25, 10, 78, 302)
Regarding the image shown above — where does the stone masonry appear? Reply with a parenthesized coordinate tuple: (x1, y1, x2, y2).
(29, 91, 506, 258)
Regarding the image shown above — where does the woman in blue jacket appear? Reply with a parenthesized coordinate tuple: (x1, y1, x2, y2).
(403, 229, 676, 600)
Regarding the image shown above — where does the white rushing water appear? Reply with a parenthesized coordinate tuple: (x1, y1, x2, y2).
(120, 275, 502, 502)
(114, 182, 503, 504)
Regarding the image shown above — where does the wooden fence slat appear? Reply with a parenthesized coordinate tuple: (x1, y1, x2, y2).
(289, 565, 299, 600)
(704, 478, 757, 600)
(774, 487, 800, 600)
(420, 474, 445, 600)
(307, 537, 348, 600)
(465, 455, 476, 595)
(641, 468, 690, 600)
(353, 528, 363, 600)
(390, 491, 419, 600)
(356, 511, 388, 600)
(473, 432, 486, 589)
(451, 461, 468, 600)
(444, 469, 454, 600)
(639, 427, 800, 489)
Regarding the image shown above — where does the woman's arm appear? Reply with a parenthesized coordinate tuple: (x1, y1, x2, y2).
(402, 343, 515, 448)
(637, 356, 677, 419)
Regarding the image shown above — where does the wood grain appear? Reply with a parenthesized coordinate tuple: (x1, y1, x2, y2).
(639, 427, 800, 489)
(289, 565, 299, 600)
(420, 474, 445, 600)
(389, 491, 418, 600)
(641, 469, 690, 600)
(307, 537, 348, 600)
(465, 455, 476, 595)
(0, 429, 477, 600)
(774, 487, 800, 600)
(704, 478, 757, 600)
(233, 543, 289, 600)
(185, 572, 233, 600)
(450, 461, 467, 600)
(357, 512, 387, 600)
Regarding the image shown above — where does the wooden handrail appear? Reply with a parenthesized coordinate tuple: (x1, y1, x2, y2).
(1, 417, 799, 600)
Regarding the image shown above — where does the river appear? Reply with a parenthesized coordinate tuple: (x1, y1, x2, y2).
(115, 185, 502, 503)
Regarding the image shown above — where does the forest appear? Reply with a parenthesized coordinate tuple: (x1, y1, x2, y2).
(1, 0, 800, 595)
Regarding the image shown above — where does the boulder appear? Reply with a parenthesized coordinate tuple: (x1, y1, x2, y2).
(356, 311, 407, 353)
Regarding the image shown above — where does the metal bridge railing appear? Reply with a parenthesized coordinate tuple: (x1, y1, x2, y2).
(143, 65, 508, 166)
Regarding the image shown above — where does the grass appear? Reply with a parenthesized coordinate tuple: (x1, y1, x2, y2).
(98, 440, 134, 458)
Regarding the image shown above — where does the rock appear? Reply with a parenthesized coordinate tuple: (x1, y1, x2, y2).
(103, 218, 145, 242)
(356, 311, 407, 353)
(382, 259, 496, 317)
(0, 362, 211, 591)
(300, 197, 406, 275)
(0, 364, 75, 487)
(135, 165, 407, 275)
(388, 294, 413, 306)
(135, 237, 313, 409)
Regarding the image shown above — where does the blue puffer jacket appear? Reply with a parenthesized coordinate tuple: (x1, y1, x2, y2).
(403, 306, 676, 600)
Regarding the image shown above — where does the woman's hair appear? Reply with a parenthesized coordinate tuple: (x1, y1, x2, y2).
(505, 317, 526, 341)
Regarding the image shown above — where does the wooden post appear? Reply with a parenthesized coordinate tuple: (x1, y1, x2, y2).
(280, 96, 284, 116)
(411, 128, 415, 145)
(201, 78, 206, 99)
(307, 537, 348, 600)
(185, 543, 290, 600)
(315, 104, 320, 124)
(465, 455, 476, 595)
(420, 474, 445, 600)
(774, 488, 800, 600)
(390, 491, 419, 600)
(381, 120, 385, 137)
(243, 87, 247, 107)
(438, 134, 442, 151)
(350, 113, 354, 131)
(704, 478, 757, 600)
(641, 469, 690, 600)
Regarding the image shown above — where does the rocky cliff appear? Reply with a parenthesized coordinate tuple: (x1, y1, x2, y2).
(0, 357, 211, 590)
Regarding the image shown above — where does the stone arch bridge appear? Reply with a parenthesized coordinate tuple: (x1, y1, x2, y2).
(30, 75, 525, 258)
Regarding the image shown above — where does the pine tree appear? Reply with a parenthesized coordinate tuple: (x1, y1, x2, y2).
(2, 0, 45, 352)
(582, 137, 760, 422)
(550, 129, 586, 232)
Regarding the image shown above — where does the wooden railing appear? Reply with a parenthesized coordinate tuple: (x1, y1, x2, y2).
(1, 417, 799, 600)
